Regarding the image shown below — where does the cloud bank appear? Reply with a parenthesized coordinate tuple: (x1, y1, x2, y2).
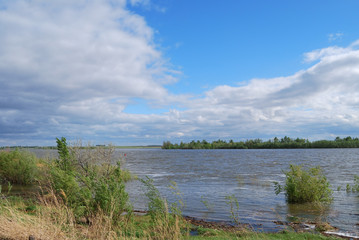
(0, 0, 174, 145)
(1, 0, 359, 145)
(179, 42, 359, 141)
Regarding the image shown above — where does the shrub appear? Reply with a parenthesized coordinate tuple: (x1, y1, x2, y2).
(0, 150, 39, 185)
(88, 162, 130, 222)
(275, 164, 333, 203)
(48, 163, 81, 205)
(55, 137, 74, 172)
(45, 138, 130, 222)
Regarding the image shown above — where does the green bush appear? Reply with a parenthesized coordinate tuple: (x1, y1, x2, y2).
(0, 150, 39, 185)
(275, 164, 333, 203)
(48, 163, 81, 204)
(55, 137, 74, 172)
(87, 162, 130, 221)
(45, 138, 130, 222)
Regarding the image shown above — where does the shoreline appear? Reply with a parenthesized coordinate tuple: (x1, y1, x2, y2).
(131, 210, 358, 239)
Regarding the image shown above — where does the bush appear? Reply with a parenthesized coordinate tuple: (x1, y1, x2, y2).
(45, 138, 130, 222)
(0, 150, 39, 185)
(87, 162, 130, 222)
(275, 164, 333, 203)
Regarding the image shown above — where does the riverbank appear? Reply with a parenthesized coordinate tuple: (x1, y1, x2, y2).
(0, 195, 340, 240)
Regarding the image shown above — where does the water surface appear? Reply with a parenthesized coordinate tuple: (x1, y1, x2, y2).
(120, 148, 359, 233)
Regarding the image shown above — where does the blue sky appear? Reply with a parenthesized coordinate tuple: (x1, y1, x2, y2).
(134, 0, 358, 92)
(1, 0, 359, 146)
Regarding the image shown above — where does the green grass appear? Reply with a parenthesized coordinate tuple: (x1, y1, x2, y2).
(187, 231, 337, 240)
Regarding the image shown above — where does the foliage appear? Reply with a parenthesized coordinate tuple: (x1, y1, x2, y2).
(45, 138, 130, 222)
(345, 175, 359, 193)
(140, 176, 188, 239)
(225, 194, 241, 225)
(90, 161, 130, 221)
(56, 137, 73, 172)
(274, 165, 333, 204)
(162, 136, 359, 149)
(140, 176, 167, 220)
(0, 150, 39, 185)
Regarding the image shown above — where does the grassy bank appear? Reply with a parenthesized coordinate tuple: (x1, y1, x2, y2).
(0, 196, 337, 240)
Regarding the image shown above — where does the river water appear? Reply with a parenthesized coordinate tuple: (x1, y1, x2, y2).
(32, 148, 359, 233)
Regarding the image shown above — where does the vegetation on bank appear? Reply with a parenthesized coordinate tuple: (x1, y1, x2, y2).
(0, 194, 337, 239)
(162, 136, 359, 149)
(0, 195, 338, 240)
(0, 139, 350, 239)
(0, 150, 39, 185)
(0, 138, 187, 239)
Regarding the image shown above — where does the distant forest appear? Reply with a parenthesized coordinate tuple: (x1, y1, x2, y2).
(162, 136, 359, 149)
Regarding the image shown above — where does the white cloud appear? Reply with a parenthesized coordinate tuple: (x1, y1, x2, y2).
(303, 46, 349, 63)
(0, 0, 173, 100)
(1, 0, 359, 145)
(172, 40, 359, 140)
(0, 0, 179, 144)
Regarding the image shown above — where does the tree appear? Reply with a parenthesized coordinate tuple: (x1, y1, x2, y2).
(56, 137, 73, 171)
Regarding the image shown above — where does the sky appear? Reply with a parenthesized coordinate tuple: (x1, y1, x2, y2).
(1, 0, 359, 146)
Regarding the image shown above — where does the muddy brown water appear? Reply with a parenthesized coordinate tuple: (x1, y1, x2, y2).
(24, 148, 359, 234)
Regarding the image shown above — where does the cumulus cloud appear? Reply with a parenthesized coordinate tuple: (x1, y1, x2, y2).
(0, 0, 177, 145)
(176, 41, 359, 141)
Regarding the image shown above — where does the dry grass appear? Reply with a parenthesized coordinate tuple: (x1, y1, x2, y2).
(0, 190, 186, 240)
(0, 190, 76, 240)
(150, 214, 184, 240)
(0, 202, 71, 240)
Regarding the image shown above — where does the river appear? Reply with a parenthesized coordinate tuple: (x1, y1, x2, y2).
(32, 148, 359, 234)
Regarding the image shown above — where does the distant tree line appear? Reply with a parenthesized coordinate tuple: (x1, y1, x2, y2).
(162, 136, 359, 149)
